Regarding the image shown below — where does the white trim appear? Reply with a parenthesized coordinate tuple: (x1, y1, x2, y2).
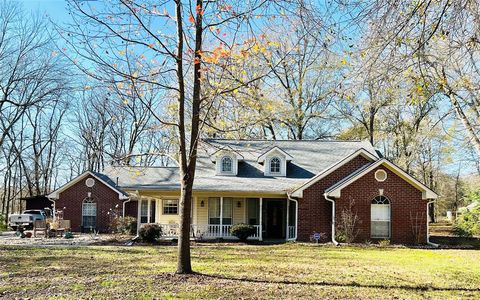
(374, 169, 387, 182)
(326, 159, 438, 200)
(259, 198, 263, 241)
(257, 146, 293, 163)
(47, 171, 129, 200)
(291, 148, 378, 198)
(210, 147, 244, 162)
(136, 199, 141, 234)
(427, 199, 439, 247)
(285, 198, 290, 240)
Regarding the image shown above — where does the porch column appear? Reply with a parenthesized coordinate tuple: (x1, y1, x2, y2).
(147, 199, 151, 223)
(220, 196, 224, 236)
(286, 198, 290, 240)
(259, 198, 263, 241)
(136, 199, 141, 234)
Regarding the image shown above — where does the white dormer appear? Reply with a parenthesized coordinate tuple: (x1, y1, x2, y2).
(257, 146, 293, 177)
(210, 148, 243, 176)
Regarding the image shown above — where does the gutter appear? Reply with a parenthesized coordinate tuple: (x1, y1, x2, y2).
(47, 197, 56, 220)
(427, 199, 439, 248)
(286, 193, 299, 241)
(324, 193, 339, 246)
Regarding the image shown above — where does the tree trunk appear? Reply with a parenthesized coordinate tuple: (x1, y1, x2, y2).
(176, 0, 203, 275)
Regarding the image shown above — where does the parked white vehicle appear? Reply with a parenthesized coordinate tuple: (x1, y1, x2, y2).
(8, 210, 49, 230)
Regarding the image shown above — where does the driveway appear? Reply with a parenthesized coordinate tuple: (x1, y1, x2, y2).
(0, 230, 124, 246)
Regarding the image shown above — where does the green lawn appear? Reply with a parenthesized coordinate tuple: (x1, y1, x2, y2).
(1, 243, 479, 299)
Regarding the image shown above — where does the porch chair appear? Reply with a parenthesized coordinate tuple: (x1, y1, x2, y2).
(33, 220, 48, 237)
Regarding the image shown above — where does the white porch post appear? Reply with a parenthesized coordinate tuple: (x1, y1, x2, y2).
(220, 196, 224, 236)
(136, 199, 141, 234)
(147, 199, 151, 223)
(259, 198, 263, 241)
(286, 198, 290, 240)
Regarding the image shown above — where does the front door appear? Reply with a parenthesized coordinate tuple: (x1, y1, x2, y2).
(264, 199, 285, 239)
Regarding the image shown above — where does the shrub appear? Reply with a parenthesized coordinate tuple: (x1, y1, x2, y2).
(0, 215, 7, 231)
(454, 207, 480, 237)
(378, 239, 390, 247)
(336, 198, 361, 243)
(110, 216, 137, 235)
(230, 224, 256, 242)
(139, 224, 162, 243)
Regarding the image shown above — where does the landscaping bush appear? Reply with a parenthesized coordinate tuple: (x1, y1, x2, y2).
(110, 216, 137, 235)
(0, 215, 7, 231)
(230, 223, 256, 242)
(454, 206, 480, 237)
(139, 224, 162, 243)
(378, 239, 390, 247)
(336, 199, 361, 243)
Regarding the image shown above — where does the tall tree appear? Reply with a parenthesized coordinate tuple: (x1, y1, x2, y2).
(62, 0, 281, 273)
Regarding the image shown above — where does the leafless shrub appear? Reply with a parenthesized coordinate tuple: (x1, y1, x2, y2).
(336, 198, 362, 243)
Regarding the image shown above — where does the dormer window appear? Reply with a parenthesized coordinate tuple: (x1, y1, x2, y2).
(211, 148, 242, 176)
(270, 157, 281, 174)
(221, 156, 233, 173)
(258, 146, 293, 177)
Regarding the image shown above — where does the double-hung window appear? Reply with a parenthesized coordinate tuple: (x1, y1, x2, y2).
(208, 197, 233, 225)
(371, 196, 391, 238)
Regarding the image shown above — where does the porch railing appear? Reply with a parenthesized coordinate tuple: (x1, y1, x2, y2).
(150, 223, 261, 240)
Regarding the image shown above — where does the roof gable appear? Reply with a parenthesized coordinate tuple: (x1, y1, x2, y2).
(48, 171, 129, 200)
(257, 146, 293, 163)
(290, 148, 378, 197)
(209, 146, 244, 163)
(325, 159, 438, 199)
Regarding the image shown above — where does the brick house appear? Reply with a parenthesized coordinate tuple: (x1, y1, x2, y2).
(48, 139, 437, 244)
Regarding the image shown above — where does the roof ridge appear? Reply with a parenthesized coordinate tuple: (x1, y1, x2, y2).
(202, 138, 366, 143)
(107, 165, 179, 169)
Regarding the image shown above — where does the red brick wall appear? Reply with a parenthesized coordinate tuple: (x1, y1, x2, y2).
(335, 166, 427, 244)
(298, 155, 372, 241)
(125, 200, 138, 219)
(55, 175, 125, 233)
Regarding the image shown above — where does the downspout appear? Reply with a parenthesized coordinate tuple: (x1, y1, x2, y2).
(324, 193, 339, 246)
(427, 199, 439, 248)
(47, 197, 56, 220)
(287, 193, 298, 241)
(122, 198, 131, 218)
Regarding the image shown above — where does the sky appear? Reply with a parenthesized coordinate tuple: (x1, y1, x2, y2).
(16, 0, 478, 178)
(19, 0, 70, 21)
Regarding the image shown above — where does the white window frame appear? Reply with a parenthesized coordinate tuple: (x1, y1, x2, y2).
(82, 198, 97, 229)
(375, 169, 388, 182)
(269, 157, 281, 174)
(221, 156, 233, 173)
(371, 196, 391, 239)
(162, 199, 179, 215)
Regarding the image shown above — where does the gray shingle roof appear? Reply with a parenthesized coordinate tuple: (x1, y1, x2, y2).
(104, 139, 377, 194)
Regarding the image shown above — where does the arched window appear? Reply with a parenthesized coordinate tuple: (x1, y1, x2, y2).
(221, 156, 233, 173)
(82, 197, 97, 231)
(371, 196, 390, 238)
(270, 157, 281, 174)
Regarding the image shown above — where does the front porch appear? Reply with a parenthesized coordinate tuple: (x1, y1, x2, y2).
(135, 196, 297, 241)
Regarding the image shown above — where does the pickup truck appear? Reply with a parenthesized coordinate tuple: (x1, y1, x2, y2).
(8, 210, 49, 230)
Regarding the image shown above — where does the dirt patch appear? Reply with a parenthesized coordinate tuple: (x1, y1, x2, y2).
(0, 231, 134, 247)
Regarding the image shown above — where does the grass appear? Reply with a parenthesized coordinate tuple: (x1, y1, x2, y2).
(0, 243, 479, 299)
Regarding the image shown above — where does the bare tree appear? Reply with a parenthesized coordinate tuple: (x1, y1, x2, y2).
(0, 1, 73, 220)
(62, 0, 283, 273)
